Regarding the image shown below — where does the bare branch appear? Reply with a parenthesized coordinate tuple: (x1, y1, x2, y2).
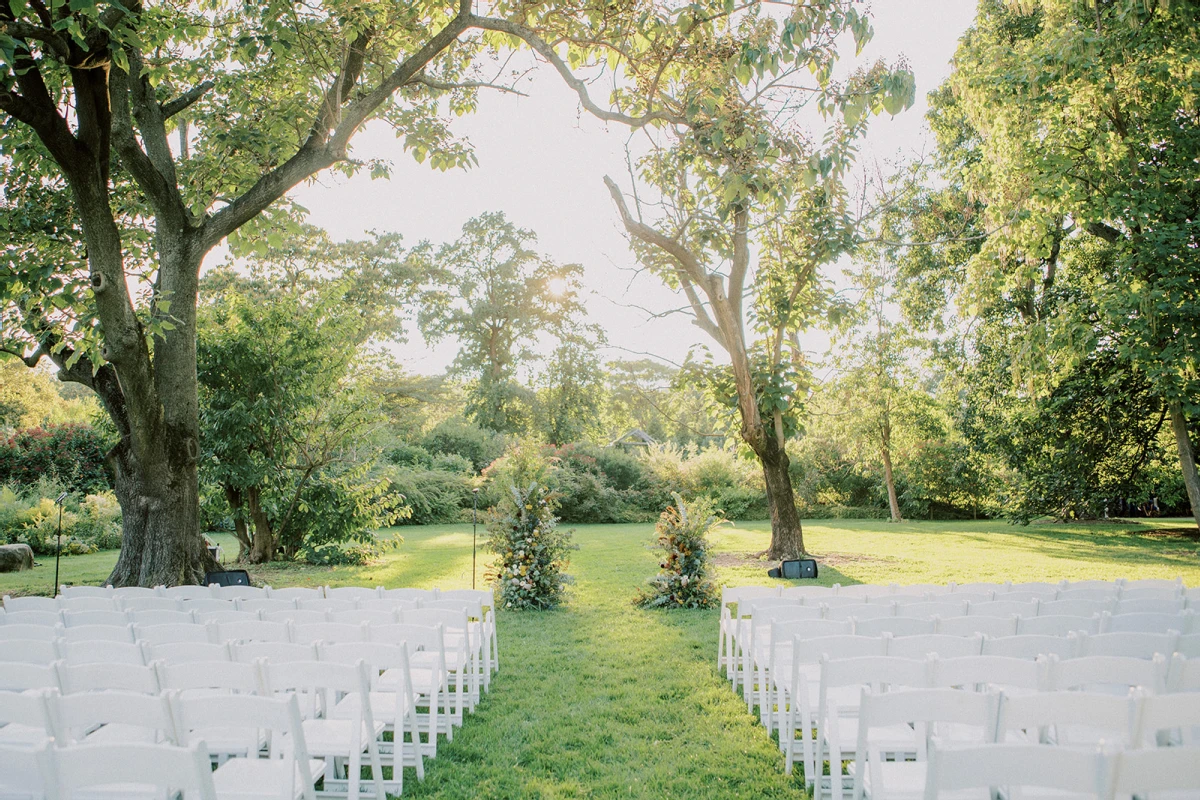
(160, 80, 215, 119)
(1085, 221, 1123, 243)
(408, 74, 528, 97)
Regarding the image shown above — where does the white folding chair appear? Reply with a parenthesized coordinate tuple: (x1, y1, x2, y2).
(134, 623, 212, 646)
(4, 611, 61, 627)
(0, 625, 59, 643)
(1040, 599, 1115, 618)
(1050, 654, 1168, 695)
(968, 600, 1039, 618)
(145, 641, 231, 665)
(827, 603, 897, 623)
(1167, 653, 1200, 693)
(729, 598, 806, 694)
(402, 608, 477, 714)
(763, 618, 852, 729)
(0, 689, 55, 746)
(50, 690, 176, 745)
(297, 599, 357, 614)
(888, 584, 945, 598)
(852, 689, 999, 800)
(936, 616, 1017, 638)
(815, 657, 931, 798)
(238, 599, 298, 615)
(2, 597, 56, 614)
(745, 605, 823, 709)
(923, 739, 1109, 800)
(0, 639, 59, 665)
(116, 597, 180, 614)
(379, 588, 436, 604)
(264, 610, 328, 626)
(928, 655, 1047, 694)
(161, 585, 217, 600)
(234, 642, 317, 664)
(996, 690, 1138, 747)
(156, 659, 267, 760)
(993, 589, 1058, 603)
(369, 623, 451, 741)
(260, 660, 385, 800)
(887, 634, 983, 660)
(1112, 746, 1200, 800)
(0, 741, 46, 800)
(319, 641, 425, 788)
(1133, 687, 1200, 746)
(437, 589, 498, 677)
(1115, 597, 1185, 615)
(180, 598, 237, 614)
(173, 691, 321, 800)
(55, 662, 159, 694)
(424, 598, 492, 689)
(1057, 586, 1120, 602)
(55, 598, 118, 613)
(982, 634, 1075, 659)
(57, 587, 112, 600)
(110, 586, 158, 600)
(1072, 631, 1178, 659)
(212, 585, 266, 602)
(55, 623, 135, 644)
(855, 617, 936, 638)
(330, 610, 395, 626)
(197, 610, 261, 626)
(50, 740, 217, 800)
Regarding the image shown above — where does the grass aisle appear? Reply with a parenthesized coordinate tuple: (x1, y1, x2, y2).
(402, 523, 804, 799)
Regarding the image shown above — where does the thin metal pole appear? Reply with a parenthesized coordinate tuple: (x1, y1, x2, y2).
(471, 489, 479, 590)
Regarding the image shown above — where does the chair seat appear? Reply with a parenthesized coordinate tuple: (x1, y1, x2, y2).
(191, 726, 268, 757)
(70, 782, 166, 800)
(825, 720, 916, 754)
(0, 724, 46, 747)
(332, 692, 414, 726)
(857, 761, 990, 800)
(212, 757, 327, 799)
(384, 667, 440, 697)
(81, 725, 164, 745)
(299, 719, 385, 756)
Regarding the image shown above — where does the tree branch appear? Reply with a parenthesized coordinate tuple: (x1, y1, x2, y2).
(1085, 221, 1123, 243)
(728, 205, 749, 328)
(160, 80, 215, 119)
(408, 74, 528, 97)
(0, 21, 69, 60)
(109, 66, 185, 226)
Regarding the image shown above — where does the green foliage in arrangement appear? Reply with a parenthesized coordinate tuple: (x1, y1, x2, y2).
(485, 483, 576, 610)
(636, 495, 721, 610)
(0, 486, 123, 556)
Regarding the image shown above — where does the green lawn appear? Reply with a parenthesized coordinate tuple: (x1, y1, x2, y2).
(3, 518, 1198, 798)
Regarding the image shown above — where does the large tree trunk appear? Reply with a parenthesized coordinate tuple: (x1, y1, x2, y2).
(224, 486, 252, 561)
(753, 434, 806, 559)
(1169, 401, 1200, 531)
(245, 486, 277, 564)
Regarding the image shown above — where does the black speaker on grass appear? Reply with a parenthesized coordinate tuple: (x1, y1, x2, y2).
(767, 558, 818, 580)
(206, 569, 251, 587)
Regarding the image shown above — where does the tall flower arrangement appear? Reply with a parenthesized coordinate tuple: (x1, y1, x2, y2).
(485, 482, 576, 610)
(636, 494, 721, 609)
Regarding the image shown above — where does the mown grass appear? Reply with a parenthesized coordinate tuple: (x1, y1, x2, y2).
(4, 517, 1199, 798)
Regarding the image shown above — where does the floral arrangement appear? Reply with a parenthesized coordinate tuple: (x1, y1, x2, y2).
(485, 482, 576, 610)
(636, 493, 721, 609)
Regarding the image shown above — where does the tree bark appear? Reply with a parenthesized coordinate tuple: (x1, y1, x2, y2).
(880, 419, 902, 523)
(1169, 401, 1200, 531)
(755, 434, 806, 559)
(245, 486, 276, 564)
(224, 486, 251, 561)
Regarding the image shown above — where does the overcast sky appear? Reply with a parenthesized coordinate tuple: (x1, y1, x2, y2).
(289, 1, 979, 376)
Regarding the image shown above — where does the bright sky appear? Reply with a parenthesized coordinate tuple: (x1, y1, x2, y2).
(290, 1, 979, 376)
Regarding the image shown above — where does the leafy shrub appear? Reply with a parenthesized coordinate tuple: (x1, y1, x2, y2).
(297, 541, 385, 566)
(0, 485, 122, 555)
(636, 494, 720, 609)
(282, 465, 406, 563)
(430, 453, 474, 474)
(485, 482, 576, 610)
(385, 442, 434, 469)
(385, 466, 476, 525)
(422, 419, 507, 472)
(714, 485, 770, 520)
(0, 424, 111, 494)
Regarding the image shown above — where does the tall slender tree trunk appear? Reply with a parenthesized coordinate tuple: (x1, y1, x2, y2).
(245, 486, 276, 564)
(753, 433, 806, 559)
(1169, 401, 1200, 531)
(880, 419, 902, 523)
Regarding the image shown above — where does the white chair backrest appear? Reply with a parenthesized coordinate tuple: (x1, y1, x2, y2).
(59, 610, 130, 628)
(238, 598, 298, 614)
(56, 661, 159, 694)
(330, 609, 396, 626)
(110, 586, 158, 599)
(1167, 653, 1200, 693)
(833, 584, 876, 599)
(179, 598, 235, 613)
(1039, 598, 1114, 617)
(903, 601, 970, 619)
(0, 739, 52, 799)
(5, 610, 61, 627)
(820, 655, 930, 695)
(1102, 610, 1194, 635)
(212, 585, 265, 601)
(156, 658, 262, 695)
(3, 596, 57, 613)
(968, 600, 1039, 618)
(234, 641, 317, 663)
(0, 662, 60, 691)
(993, 589, 1057, 603)
(213, 619, 292, 644)
(936, 615, 1018, 638)
(266, 586, 326, 601)
(827, 603, 896, 623)
(264, 609, 328, 625)
(133, 624, 213, 649)
(1177, 632, 1200, 658)
(981, 634, 1074, 660)
(324, 586, 380, 602)
(778, 585, 833, 601)
(0, 688, 55, 733)
(1112, 746, 1200, 796)
(50, 689, 176, 744)
(996, 690, 1137, 747)
(924, 740, 1108, 799)
(1115, 597, 1185, 615)
(359, 598, 418, 614)
(161, 585, 216, 600)
(56, 623, 136, 644)
(770, 619, 853, 651)
(1057, 586, 1119, 602)
(1133, 689, 1200, 745)
(1050, 653, 1167, 694)
(887, 634, 983, 660)
(945, 592, 995, 605)
(741, 597, 802, 620)
(890, 583, 948, 597)
(929, 655, 1046, 692)
(56, 597, 118, 612)
(127, 608, 194, 626)
(1072, 630, 1177, 659)
(381, 587, 438, 603)
(369, 622, 444, 653)
(855, 617, 936, 638)
(794, 634, 887, 665)
(0, 623, 59, 642)
(291, 622, 368, 645)
(952, 583, 1002, 597)
(819, 596, 869, 608)
(0, 638, 59, 665)
(297, 598, 357, 614)
(195, 609, 261, 625)
(58, 639, 146, 665)
(51, 740, 217, 799)
(401, 608, 469, 632)
(58, 586, 113, 599)
(1016, 614, 1098, 637)
(145, 641, 231, 664)
(1006, 581, 1061, 594)
(117, 596, 180, 613)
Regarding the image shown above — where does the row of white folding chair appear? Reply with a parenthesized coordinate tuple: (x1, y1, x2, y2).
(55, 583, 444, 602)
(0, 653, 425, 791)
(2, 596, 431, 620)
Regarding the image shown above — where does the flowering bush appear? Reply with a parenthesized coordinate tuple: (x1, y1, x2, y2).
(636, 494, 721, 609)
(485, 482, 576, 610)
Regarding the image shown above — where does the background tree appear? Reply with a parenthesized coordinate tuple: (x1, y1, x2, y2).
(940, 0, 1200, 527)
(417, 212, 588, 434)
(536, 332, 606, 445)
